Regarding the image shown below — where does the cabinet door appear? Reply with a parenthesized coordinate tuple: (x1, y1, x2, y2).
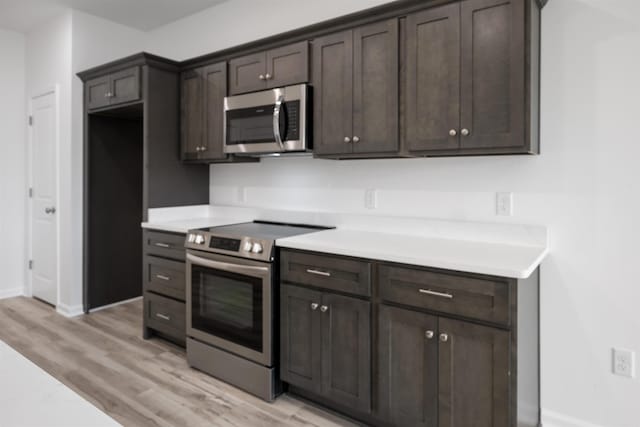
(459, 0, 525, 150)
(180, 68, 204, 161)
(378, 305, 438, 427)
(202, 62, 228, 161)
(280, 285, 323, 394)
(438, 318, 510, 427)
(266, 41, 309, 89)
(406, 4, 461, 153)
(320, 293, 371, 413)
(352, 19, 399, 155)
(110, 67, 141, 105)
(312, 31, 353, 156)
(86, 75, 111, 110)
(228, 52, 267, 95)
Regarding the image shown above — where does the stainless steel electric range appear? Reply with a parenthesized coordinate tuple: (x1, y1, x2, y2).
(184, 221, 330, 401)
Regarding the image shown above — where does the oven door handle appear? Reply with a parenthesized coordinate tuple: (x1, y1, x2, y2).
(273, 94, 285, 151)
(187, 253, 270, 276)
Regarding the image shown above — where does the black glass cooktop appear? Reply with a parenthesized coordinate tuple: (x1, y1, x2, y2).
(198, 221, 332, 241)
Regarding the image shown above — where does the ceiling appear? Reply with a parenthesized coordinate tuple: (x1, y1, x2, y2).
(0, 0, 229, 33)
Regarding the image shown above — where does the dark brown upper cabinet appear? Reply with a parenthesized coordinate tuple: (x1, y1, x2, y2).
(280, 284, 372, 413)
(407, 0, 537, 155)
(181, 62, 255, 163)
(313, 19, 399, 158)
(86, 66, 140, 110)
(228, 41, 309, 95)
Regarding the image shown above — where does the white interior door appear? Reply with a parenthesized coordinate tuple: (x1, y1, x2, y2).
(30, 91, 58, 306)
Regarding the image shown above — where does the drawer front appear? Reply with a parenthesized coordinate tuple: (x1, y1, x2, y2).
(145, 292, 186, 343)
(144, 256, 186, 301)
(144, 230, 186, 260)
(281, 250, 371, 297)
(379, 264, 510, 325)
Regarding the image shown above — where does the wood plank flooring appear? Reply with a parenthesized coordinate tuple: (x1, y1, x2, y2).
(0, 297, 358, 427)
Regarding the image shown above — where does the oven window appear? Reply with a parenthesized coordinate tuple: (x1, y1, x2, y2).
(226, 104, 275, 145)
(191, 265, 263, 352)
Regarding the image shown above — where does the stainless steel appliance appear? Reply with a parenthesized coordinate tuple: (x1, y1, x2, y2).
(184, 221, 328, 401)
(223, 84, 311, 155)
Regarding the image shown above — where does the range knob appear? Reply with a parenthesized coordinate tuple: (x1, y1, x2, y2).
(194, 235, 205, 245)
(187, 233, 196, 243)
(251, 242, 263, 254)
(243, 241, 253, 252)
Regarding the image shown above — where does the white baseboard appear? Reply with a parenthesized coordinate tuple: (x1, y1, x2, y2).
(542, 409, 606, 427)
(89, 296, 142, 313)
(0, 287, 24, 300)
(56, 303, 84, 318)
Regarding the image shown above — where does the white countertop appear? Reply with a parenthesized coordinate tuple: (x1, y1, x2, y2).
(276, 229, 548, 279)
(141, 217, 248, 234)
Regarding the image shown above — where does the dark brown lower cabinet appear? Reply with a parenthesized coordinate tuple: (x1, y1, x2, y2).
(378, 305, 510, 427)
(378, 305, 438, 427)
(280, 285, 371, 413)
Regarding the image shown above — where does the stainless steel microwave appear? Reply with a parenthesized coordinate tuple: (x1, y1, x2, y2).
(223, 84, 311, 155)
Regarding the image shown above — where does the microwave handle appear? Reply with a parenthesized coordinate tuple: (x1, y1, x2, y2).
(273, 94, 285, 151)
(187, 253, 269, 277)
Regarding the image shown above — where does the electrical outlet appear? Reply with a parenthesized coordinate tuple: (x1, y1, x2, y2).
(237, 187, 246, 203)
(612, 348, 635, 378)
(496, 192, 513, 216)
(365, 189, 377, 209)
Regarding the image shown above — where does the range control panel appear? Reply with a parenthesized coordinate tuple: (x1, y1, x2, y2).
(185, 232, 274, 262)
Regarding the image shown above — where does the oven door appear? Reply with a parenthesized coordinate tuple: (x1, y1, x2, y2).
(186, 251, 273, 366)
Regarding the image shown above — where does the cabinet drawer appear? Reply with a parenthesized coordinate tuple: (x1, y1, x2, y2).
(144, 256, 186, 301)
(281, 250, 371, 297)
(145, 292, 185, 344)
(143, 230, 185, 260)
(379, 264, 510, 325)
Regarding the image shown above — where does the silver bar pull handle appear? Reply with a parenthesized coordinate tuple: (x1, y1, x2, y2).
(306, 269, 331, 277)
(419, 289, 454, 299)
(156, 313, 171, 321)
(155, 274, 171, 281)
(154, 242, 170, 248)
(273, 94, 285, 151)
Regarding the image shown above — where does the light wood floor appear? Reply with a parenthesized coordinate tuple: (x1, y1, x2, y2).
(0, 297, 358, 427)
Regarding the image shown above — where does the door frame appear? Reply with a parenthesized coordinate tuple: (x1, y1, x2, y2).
(27, 85, 61, 306)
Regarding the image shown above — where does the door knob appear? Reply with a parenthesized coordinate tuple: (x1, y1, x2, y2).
(425, 330, 434, 340)
(265, 73, 272, 80)
(259, 74, 266, 80)
(461, 128, 470, 136)
(344, 137, 351, 143)
(449, 129, 457, 136)
(320, 305, 329, 313)
(310, 303, 319, 311)
(352, 136, 360, 143)
(45, 207, 56, 214)
(439, 333, 449, 342)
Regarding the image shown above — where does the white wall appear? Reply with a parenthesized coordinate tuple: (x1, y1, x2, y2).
(0, 29, 26, 299)
(149, 0, 640, 426)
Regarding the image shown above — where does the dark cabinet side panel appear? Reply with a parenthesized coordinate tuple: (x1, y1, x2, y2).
(266, 41, 309, 88)
(312, 31, 353, 156)
(228, 52, 267, 95)
(280, 284, 323, 394)
(352, 19, 399, 155)
(320, 293, 371, 413)
(378, 305, 438, 427)
(203, 62, 228, 161)
(406, 3, 461, 152)
(181, 68, 204, 160)
(438, 317, 510, 427)
(460, 0, 525, 150)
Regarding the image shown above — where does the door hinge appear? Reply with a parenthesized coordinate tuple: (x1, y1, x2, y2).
(28, 116, 33, 126)
(29, 187, 33, 198)
(28, 260, 33, 270)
